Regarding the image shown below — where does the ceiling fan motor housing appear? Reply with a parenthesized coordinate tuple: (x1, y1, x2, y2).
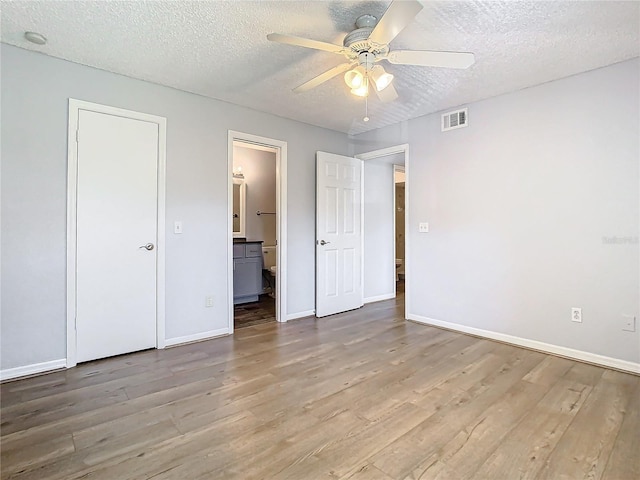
(343, 14, 388, 60)
(343, 27, 374, 51)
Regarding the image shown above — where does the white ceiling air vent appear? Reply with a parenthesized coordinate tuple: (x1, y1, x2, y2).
(441, 108, 468, 132)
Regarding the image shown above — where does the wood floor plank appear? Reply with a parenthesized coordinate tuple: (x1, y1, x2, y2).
(301, 334, 475, 422)
(0, 374, 223, 454)
(0, 434, 75, 478)
(272, 402, 433, 479)
(1, 292, 637, 480)
(370, 350, 545, 479)
(346, 463, 395, 480)
(522, 355, 575, 386)
(78, 418, 181, 466)
(472, 378, 593, 480)
(0, 387, 130, 436)
(562, 360, 606, 386)
(65, 410, 260, 480)
(208, 410, 368, 480)
(399, 379, 548, 480)
(602, 380, 640, 480)
(425, 381, 552, 479)
(536, 369, 638, 480)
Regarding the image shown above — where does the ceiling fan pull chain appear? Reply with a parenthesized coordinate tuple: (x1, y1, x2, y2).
(364, 93, 369, 122)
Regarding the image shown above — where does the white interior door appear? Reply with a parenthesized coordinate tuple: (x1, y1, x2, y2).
(75, 109, 159, 363)
(316, 151, 363, 317)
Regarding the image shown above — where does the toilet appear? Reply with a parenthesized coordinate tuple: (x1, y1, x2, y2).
(262, 246, 277, 297)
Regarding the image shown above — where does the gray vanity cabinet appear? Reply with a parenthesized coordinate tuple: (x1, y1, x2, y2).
(233, 242, 263, 304)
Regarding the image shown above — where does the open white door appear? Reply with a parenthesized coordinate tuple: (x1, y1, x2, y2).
(316, 151, 363, 317)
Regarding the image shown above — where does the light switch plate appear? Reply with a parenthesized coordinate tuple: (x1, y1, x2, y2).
(419, 222, 429, 233)
(174, 221, 183, 234)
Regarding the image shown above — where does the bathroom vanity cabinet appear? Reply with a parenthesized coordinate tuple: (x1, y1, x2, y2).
(233, 241, 263, 305)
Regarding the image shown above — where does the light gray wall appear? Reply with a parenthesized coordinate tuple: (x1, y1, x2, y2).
(233, 146, 277, 246)
(1, 44, 348, 370)
(353, 59, 640, 364)
(363, 160, 396, 300)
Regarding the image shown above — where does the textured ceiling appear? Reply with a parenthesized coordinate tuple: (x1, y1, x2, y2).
(2, 1, 639, 135)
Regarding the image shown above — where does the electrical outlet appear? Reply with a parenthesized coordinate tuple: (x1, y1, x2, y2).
(419, 222, 429, 233)
(571, 307, 582, 323)
(205, 296, 214, 308)
(622, 314, 636, 332)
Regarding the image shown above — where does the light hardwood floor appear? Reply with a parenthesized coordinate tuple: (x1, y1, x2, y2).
(1, 295, 638, 480)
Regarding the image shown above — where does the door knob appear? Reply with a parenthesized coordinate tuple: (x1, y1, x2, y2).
(139, 243, 155, 251)
(319, 240, 330, 246)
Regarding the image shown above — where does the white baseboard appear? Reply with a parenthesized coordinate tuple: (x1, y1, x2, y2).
(1, 358, 67, 382)
(1, 328, 231, 381)
(364, 293, 396, 304)
(285, 310, 315, 322)
(408, 313, 640, 374)
(165, 328, 230, 347)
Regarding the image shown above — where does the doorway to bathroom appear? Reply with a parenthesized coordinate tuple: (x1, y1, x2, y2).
(228, 132, 287, 331)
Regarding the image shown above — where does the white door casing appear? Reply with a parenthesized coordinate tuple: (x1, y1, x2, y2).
(316, 151, 363, 317)
(356, 144, 410, 316)
(67, 99, 166, 367)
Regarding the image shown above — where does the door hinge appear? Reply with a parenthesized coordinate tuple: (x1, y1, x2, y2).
(75, 129, 79, 143)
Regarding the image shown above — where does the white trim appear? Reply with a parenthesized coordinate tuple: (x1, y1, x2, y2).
(156, 116, 167, 350)
(356, 144, 410, 318)
(1, 359, 66, 382)
(66, 99, 167, 368)
(357, 144, 409, 161)
(228, 131, 288, 330)
(364, 293, 396, 304)
(404, 147, 410, 317)
(360, 157, 365, 308)
(165, 328, 230, 347)
(392, 165, 397, 288)
(286, 310, 315, 321)
(408, 314, 640, 374)
(66, 103, 79, 367)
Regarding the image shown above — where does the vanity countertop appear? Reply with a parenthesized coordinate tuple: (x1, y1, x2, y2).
(233, 239, 264, 244)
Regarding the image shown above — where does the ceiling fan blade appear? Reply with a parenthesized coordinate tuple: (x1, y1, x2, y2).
(267, 33, 345, 54)
(293, 63, 354, 93)
(374, 82, 399, 103)
(368, 0, 423, 45)
(387, 50, 475, 69)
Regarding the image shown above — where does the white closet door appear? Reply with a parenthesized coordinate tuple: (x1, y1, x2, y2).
(75, 109, 158, 363)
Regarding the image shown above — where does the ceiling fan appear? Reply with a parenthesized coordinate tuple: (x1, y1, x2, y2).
(267, 0, 475, 103)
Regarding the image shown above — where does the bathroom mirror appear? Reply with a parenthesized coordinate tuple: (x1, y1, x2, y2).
(233, 178, 246, 238)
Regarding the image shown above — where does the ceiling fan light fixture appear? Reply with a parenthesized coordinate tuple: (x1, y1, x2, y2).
(351, 77, 369, 97)
(344, 66, 365, 89)
(371, 65, 394, 91)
